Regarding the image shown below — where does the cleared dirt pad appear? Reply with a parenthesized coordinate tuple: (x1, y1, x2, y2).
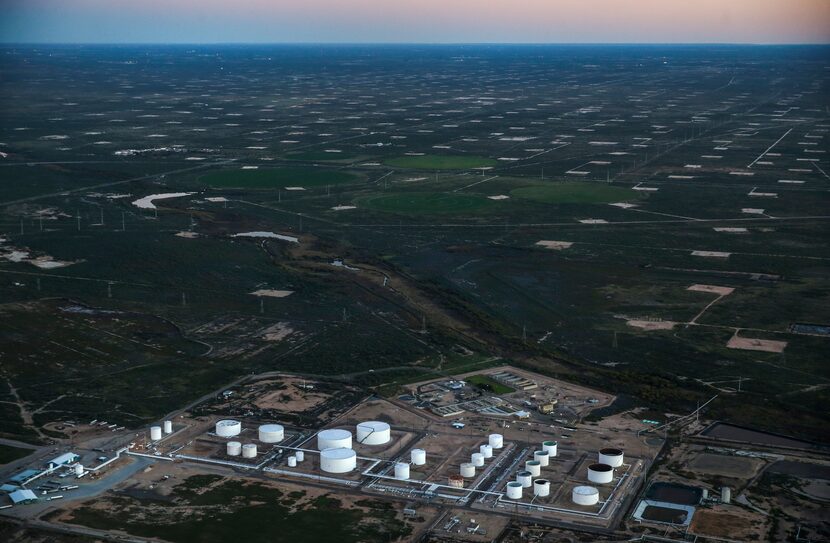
(536, 240, 573, 250)
(687, 453, 763, 479)
(727, 335, 787, 353)
(691, 509, 754, 539)
(687, 284, 735, 296)
(250, 289, 293, 298)
(627, 319, 677, 330)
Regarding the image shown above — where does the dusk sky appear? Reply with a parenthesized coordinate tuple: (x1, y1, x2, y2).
(1, 0, 829, 44)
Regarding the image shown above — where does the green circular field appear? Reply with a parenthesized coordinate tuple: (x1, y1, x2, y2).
(511, 182, 643, 204)
(358, 192, 496, 215)
(200, 167, 358, 188)
(385, 155, 498, 170)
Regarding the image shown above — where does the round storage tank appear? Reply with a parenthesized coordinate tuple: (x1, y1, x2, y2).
(460, 463, 476, 478)
(295, 450, 305, 462)
(471, 453, 485, 467)
(287, 456, 297, 467)
(721, 486, 732, 504)
(534, 479, 551, 497)
(448, 475, 464, 488)
(163, 420, 173, 434)
(356, 421, 391, 446)
(516, 470, 533, 488)
(542, 440, 558, 456)
(227, 441, 242, 456)
(598, 448, 624, 468)
(505, 481, 523, 500)
(242, 444, 257, 458)
(215, 420, 242, 438)
(411, 448, 426, 465)
(320, 448, 357, 473)
(150, 426, 162, 441)
(394, 462, 410, 480)
(572, 485, 599, 506)
(534, 450, 550, 467)
(488, 434, 504, 449)
(526, 460, 541, 477)
(74, 464, 84, 476)
(587, 463, 614, 484)
(258, 424, 285, 443)
(479, 444, 493, 458)
(317, 429, 352, 450)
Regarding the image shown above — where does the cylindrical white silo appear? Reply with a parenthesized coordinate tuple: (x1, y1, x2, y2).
(258, 424, 285, 443)
(471, 453, 485, 467)
(505, 481, 523, 500)
(516, 470, 533, 488)
(488, 434, 503, 449)
(163, 420, 173, 434)
(287, 456, 297, 467)
(526, 460, 541, 477)
(317, 429, 352, 450)
(227, 441, 242, 456)
(587, 463, 614, 484)
(480, 444, 493, 458)
(411, 448, 426, 465)
(150, 426, 162, 441)
(533, 479, 551, 497)
(573, 485, 599, 506)
(74, 464, 84, 476)
(534, 450, 550, 467)
(242, 444, 257, 458)
(542, 440, 558, 456)
(320, 447, 357, 473)
(295, 450, 304, 462)
(394, 462, 410, 480)
(460, 463, 476, 478)
(598, 448, 624, 468)
(721, 486, 732, 504)
(356, 421, 391, 445)
(215, 420, 242, 438)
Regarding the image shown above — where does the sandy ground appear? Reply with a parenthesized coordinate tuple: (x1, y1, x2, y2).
(627, 319, 677, 330)
(249, 289, 293, 297)
(691, 251, 731, 258)
(690, 507, 760, 540)
(727, 335, 787, 353)
(687, 284, 735, 296)
(536, 240, 573, 250)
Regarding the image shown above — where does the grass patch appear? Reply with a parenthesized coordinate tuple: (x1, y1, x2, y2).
(465, 374, 514, 394)
(286, 151, 359, 162)
(385, 155, 497, 170)
(511, 182, 644, 204)
(199, 167, 358, 189)
(357, 191, 496, 215)
(0, 444, 33, 464)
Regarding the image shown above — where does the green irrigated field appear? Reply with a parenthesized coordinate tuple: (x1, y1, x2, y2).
(357, 191, 497, 215)
(199, 167, 358, 189)
(511, 182, 645, 204)
(385, 155, 498, 170)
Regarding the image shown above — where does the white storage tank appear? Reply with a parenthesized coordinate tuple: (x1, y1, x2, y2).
(295, 450, 304, 462)
(287, 456, 297, 467)
(411, 448, 426, 465)
(525, 460, 541, 477)
(460, 463, 476, 478)
(394, 462, 410, 480)
(573, 485, 600, 506)
(542, 440, 558, 456)
(471, 453, 485, 467)
(479, 444, 493, 458)
(74, 464, 84, 476)
(721, 486, 732, 504)
(598, 448, 624, 468)
(163, 420, 173, 434)
(505, 481, 523, 500)
(215, 420, 242, 438)
(488, 433, 504, 449)
(534, 479, 551, 497)
(227, 441, 242, 456)
(242, 444, 257, 459)
(150, 426, 162, 441)
(317, 428, 352, 450)
(356, 421, 391, 445)
(320, 447, 357, 473)
(534, 450, 550, 467)
(587, 463, 614, 484)
(516, 470, 533, 488)
(258, 424, 285, 443)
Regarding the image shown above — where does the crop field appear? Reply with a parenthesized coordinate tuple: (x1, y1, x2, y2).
(0, 44, 828, 444)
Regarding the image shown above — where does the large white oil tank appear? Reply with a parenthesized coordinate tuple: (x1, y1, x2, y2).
(295, 450, 305, 462)
(526, 460, 541, 477)
(505, 481, 523, 500)
(587, 463, 614, 484)
(721, 486, 732, 504)
(542, 440, 558, 456)
(227, 441, 242, 456)
(488, 434, 504, 449)
(394, 462, 410, 480)
(411, 448, 426, 465)
(516, 470, 533, 488)
(480, 444, 493, 458)
(258, 424, 285, 443)
(317, 429, 352, 450)
(163, 420, 173, 434)
(242, 444, 257, 458)
(216, 420, 242, 438)
(150, 426, 162, 441)
(573, 485, 600, 506)
(356, 421, 391, 445)
(287, 456, 297, 467)
(599, 448, 624, 468)
(460, 463, 476, 478)
(534, 479, 551, 497)
(74, 464, 84, 476)
(320, 447, 357, 473)
(534, 450, 550, 467)
(471, 453, 485, 467)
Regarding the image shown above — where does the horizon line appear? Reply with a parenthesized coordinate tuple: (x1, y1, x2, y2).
(2, 41, 830, 47)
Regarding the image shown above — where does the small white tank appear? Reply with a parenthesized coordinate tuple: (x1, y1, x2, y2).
(598, 448, 624, 468)
(242, 444, 257, 458)
(163, 420, 173, 434)
(542, 440, 558, 456)
(488, 433, 504, 449)
(295, 450, 305, 462)
(533, 479, 551, 497)
(516, 470, 533, 488)
(471, 452, 485, 467)
(525, 460, 541, 477)
(479, 444, 493, 458)
(572, 485, 599, 506)
(394, 462, 410, 480)
(287, 455, 297, 467)
(587, 463, 614, 484)
(150, 426, 162, 441)
(411, 448, 426, 465)
(460, 463, 476, 478)
(534, 450, 550, 467)
(74, 464, 84, 476)
(721, 486, 732, 504)
(227, 441, 242, 456)
(505, 481, 523, 500)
